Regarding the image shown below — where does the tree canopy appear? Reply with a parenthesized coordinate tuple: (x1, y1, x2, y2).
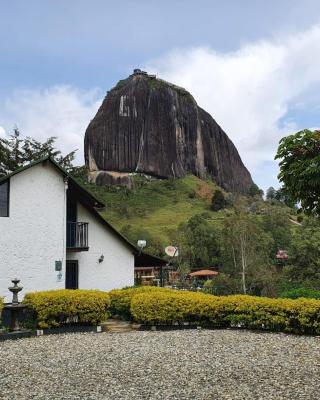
(248, 183, 264, 198)
(211, 189, 227, 211)
(275, 129, 320, 215)
(266, 187, 276, 200)
(177, 213, 221, 269)
(0, 128, 77, 176)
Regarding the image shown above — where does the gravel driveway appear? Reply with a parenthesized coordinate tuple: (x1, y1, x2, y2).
(0, 329, 319, 400)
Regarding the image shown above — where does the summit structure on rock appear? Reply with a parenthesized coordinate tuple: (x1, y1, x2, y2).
(84, 69, 253, 193)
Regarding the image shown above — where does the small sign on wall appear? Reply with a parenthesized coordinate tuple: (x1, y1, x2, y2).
(55, 261, 62, 271)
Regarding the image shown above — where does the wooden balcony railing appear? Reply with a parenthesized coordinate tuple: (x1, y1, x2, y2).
(67, 222, 89, 250)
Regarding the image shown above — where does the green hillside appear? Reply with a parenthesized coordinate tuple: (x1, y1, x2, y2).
(77, 174, 229, 250)
(76, 172, 296, 262)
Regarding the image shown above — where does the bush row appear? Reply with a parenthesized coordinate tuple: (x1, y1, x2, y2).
(23, 290, 111, 329)
(130, 290, 320, 335)
(0, 296, 3, 325)
(6, 286, 320, 334)
(280, 288, 320, 300)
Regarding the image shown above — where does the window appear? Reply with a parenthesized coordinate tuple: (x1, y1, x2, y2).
(0, 180, 9, 217)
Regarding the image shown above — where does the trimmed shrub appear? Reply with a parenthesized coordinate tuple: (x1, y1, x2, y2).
(0, 296, 3, 325)
(131, 290, 223, 325)
(109, 286, 170, 320)
(23, 290, 111, 329)
(280, 288, 320, 300)
(131, 290, 320, 334)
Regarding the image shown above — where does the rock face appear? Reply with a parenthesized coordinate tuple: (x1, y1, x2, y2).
(84, 70, 253, 193)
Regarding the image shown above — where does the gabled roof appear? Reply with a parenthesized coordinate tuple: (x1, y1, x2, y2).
(0, 156, 105, 209)
(0, 156, 62, 183)
(0, 156, 135, 249)
(0, 156, 167, 262)
(134, 252, 167, 267)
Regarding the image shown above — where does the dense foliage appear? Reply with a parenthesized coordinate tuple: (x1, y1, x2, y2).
(211, 189, 227, 211)
(276, 129, 320, 215)
(280, 217, 320, 289)
(177, 214, 221, 269)
(0, 128, 76, 176)
(84, 167, 319, 295)
(23, 290, 111, 328)
(221, 211, 275, 295)
(280, 288, 320, 299)
(131, 290, 320, 334)
(173, 206, 320, 295)
(248, 183, 264, 198)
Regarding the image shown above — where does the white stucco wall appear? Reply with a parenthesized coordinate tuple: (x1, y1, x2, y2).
(67, 203, 134, 291)
(0, 162, 134, 302)
(0, 163, 66, 302)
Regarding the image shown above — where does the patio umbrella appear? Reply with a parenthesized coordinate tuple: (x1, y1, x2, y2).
(189, 270, 219, 277)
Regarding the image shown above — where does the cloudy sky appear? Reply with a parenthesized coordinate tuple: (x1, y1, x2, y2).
(1, 0, 320, 190)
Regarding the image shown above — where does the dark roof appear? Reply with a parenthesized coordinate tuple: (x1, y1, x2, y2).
(0, 156, 166, 264)
(134, 252, 167, 267)
(0, 156, 104, 208)
(0, 156, 64, 183)
(0, 156, 135, 247)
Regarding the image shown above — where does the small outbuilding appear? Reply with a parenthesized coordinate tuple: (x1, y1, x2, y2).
(134, 253, 167, 286)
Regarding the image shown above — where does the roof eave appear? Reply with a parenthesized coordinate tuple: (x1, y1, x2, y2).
(0, 156, 105, 208)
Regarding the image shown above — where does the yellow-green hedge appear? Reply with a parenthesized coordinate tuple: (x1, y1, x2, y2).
(23, 290, 111, 329)
(109, 286, 171, 319)
(0, 296, 3, 325)
(131, 291, 320, 334)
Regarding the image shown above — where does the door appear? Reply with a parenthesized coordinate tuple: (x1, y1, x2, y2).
(65, 260, 79, 289)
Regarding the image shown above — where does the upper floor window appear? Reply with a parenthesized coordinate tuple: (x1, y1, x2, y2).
(0, 180, 9, 217)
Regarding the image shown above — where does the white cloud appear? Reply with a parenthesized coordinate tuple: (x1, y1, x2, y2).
(0, 86, 102, 164)
(0, 126, 6, 138)
(145, 25, 320, 189)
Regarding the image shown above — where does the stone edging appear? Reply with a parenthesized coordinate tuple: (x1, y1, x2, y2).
(0, 325, 102, 341)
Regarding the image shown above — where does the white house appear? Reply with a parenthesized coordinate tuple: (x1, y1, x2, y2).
(0, 156, 142, 302)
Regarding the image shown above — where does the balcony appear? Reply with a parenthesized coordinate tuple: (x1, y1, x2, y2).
(67, 222, 89, 251)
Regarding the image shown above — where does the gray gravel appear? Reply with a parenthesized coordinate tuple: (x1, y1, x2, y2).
(0, 329, 319, 400)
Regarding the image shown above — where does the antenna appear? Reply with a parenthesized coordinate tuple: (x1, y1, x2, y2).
(137, 240, 146, 251)
(137, 240, 147, 249)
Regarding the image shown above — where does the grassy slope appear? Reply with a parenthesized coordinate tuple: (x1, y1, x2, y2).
(78, 174, 226, 246)
(76, 173, 295, 255)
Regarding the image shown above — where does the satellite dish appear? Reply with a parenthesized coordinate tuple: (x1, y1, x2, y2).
(165, 246, 179, 257)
